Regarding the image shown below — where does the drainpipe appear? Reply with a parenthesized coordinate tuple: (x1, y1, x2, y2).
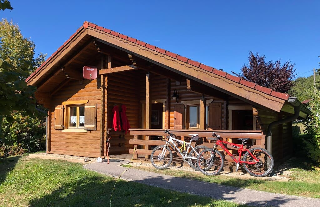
(266, 97, 302, 154)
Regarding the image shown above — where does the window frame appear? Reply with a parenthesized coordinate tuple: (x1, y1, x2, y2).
(187, 105, 200, 129)
(67, 105, 85, 129)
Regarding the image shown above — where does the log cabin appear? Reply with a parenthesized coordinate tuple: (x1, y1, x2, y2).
(26, 21, 310, 165)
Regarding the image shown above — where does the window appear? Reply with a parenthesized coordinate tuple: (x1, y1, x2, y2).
(68, 105, 85, 128)
(54, 100, 96, 131)
(188, 105, 199, 128)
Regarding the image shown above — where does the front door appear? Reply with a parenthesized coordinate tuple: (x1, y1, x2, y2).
(151, 103, 163, 129)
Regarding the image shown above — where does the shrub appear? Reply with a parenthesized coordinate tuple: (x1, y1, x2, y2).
(303, 89, 320, 164)
(1, 111, 45, 156)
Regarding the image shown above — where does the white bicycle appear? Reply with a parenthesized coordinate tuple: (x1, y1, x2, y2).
(150, 130, 206, 170)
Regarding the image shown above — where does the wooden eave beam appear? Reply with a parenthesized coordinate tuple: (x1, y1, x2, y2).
(36, 69, 66, 93)
(186, 78, 228, 100)
(61, 67, 83, 80)
(88, 29, 286, 112)
(28, 28, 88, 86)
(50, 79, 71, 96)
(99, 65, 137, 75)
(63, 40, 95, 68)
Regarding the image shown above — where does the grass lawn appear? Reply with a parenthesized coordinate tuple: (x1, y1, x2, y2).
(0, 156, 243, 207)
(132, 158, 320, 199)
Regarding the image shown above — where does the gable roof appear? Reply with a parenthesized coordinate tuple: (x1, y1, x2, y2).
(26, 21, 290, 112)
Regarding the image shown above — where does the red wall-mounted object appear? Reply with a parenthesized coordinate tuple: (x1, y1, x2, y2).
(83, 66, 97, 80)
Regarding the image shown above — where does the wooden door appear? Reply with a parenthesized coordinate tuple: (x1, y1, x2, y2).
(151, 103, 163, 129)
(232, 110, 253, 130)
(208, 102, 222, 130)
(174, 104, 185, 129)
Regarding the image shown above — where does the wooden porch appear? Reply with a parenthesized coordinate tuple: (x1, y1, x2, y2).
(129, 129, 265, 159)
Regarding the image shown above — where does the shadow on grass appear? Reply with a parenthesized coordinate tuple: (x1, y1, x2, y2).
(0, 156, 20, 185)
(28, 175, 227, 207)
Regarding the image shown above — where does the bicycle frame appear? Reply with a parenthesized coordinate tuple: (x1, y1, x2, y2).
(165, 135, 197, 160)
(214, 139, 259, 165)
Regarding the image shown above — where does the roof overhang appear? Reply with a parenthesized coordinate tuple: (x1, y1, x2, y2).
(27, 22, 292, 113)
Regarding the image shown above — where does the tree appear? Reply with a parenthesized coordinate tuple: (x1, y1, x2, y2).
(0, 0, 13, 11)
(235, 52, 296, 93)
(289, 75, 317, 102)
(303, 88, 320, 163)
(0, 19, 38, 116)
(0, 19, 46, 153)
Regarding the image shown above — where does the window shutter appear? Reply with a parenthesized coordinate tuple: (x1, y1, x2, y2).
(84, 104, 97, 130)
(54, 105, 64, 130)
(174, 104, 185, 129)
(208, 102, 222, 130)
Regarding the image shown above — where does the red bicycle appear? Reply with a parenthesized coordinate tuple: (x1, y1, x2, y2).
(197, 132, 274, 177)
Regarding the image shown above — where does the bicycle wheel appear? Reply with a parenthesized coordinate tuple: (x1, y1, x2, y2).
(150, 145, 173, 170)
(197, 148, 224, 176)
(187, 145, 207, 170)
(242, 147, 274, 177)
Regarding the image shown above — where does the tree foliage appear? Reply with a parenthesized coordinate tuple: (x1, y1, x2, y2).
(0, 0, 12, 11)
(236, 52, 296, 93)
(289, 75, 318, 102)
(303, 88, 320, 164)
(0, 19, 46, 156)
(0, 19, 38, 116)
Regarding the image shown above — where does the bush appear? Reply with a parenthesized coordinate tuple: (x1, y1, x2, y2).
(0, 143, 25, 158)
(303, 89, 320, 164)
(1, 111, 45, 157)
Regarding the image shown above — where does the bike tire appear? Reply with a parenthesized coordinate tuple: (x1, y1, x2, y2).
(150, 145, 173, 170)
(197, 148, 224, 176)
(187, 145, 207, 170)
(242, 147, 274, 177)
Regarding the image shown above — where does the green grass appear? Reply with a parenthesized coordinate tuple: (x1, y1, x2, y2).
(131, 158, 320, 198)
(0, 156, 243, 207)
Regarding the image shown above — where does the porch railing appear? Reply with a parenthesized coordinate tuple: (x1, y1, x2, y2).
(129, 129, 265, 159)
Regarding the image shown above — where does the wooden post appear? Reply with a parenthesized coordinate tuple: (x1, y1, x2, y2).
(100, 56, 105, 157)
(133, 135, 138, 159)
(46, 109, 51, 153)
(145, 72, 150, 159)
(166, 79, 171, 129)
(104, 56, 111, 156)
(200, 95, 206, 130)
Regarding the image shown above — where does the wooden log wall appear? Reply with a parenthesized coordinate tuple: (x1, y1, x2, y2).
(50, 79, 101, 157)
(107, 70, 140, 154)
(169, 80, 227, 130)
(258, 109, 293, 165)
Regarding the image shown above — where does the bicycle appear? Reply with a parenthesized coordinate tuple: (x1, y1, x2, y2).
(197, 132, 274, 177)
(150, 130, 207, 170)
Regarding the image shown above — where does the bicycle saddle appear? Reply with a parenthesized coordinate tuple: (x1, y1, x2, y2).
(189, 134, 199, 141)
(207, 137, 219, 141)
(238, 138, 250, 144)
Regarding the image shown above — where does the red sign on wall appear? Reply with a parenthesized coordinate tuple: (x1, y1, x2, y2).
(83, 66, 97, 80)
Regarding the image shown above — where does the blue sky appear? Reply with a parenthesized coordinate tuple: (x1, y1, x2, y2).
(2, 0, 319, 78)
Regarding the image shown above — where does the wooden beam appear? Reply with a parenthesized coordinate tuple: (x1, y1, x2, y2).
(50, 79, 71, 96)
(129, 129, 264, 139)
(27, 29, 87, 86)
(61, 67, 83, 80)
(166, 79, 171, 129)
(186, 78, 228, 100)
(99, 65, 137, 75)
(46, 110, 51, 153)
(64, 40, 95, 68)
(200, 96, 206, 130)
(100, 55, 105, 157)
(89, 29, 286, 112)
(145, 72, 150, 159)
